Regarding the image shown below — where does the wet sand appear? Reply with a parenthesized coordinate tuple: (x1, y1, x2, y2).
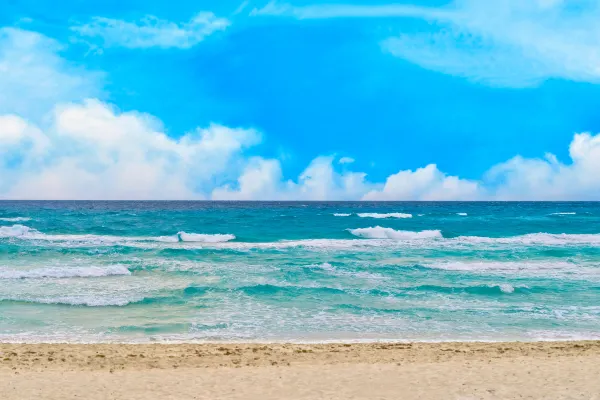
(2, 341, 600, 399)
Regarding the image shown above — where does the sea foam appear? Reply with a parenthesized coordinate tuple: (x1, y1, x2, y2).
(348, 226, 442, 240)
(0, 225, 235, 244)
(177, 232, 236, 243)
(0, 296, 143, 307)
(0, 224, 38, 238)
(454, 232, 600, 246)
(424, 260, 578, 272)
(0, 217, 31, 222)
(357, 213, 413, 219)
(0, 265, 131, 279)
(4, 224, 600, 250)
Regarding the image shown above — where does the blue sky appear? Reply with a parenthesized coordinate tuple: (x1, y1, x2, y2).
(1, 0, 600, 199)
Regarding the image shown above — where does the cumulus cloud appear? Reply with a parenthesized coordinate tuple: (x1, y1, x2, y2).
(210, 133, 600, 201)
(338, 157, 355, 164)
(1, 100, 260, 199)
(4, 104, 600, 199)
(212, 157, 285, 200)
(253, 0, 600, 87)
(485, 133, 600, 200)
(363, 164, 482, 201)
(292, 156, 370, 200)
(72, 12, 230, 49)
(211, 156, 371, 200)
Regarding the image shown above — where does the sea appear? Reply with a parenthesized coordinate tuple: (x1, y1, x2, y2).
(1, 201, 600, 343)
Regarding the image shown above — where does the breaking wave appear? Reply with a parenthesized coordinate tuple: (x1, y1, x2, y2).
(3, 224, 600, 250)
(454, 232, 600, 246)
(348, 226, 442, 240)
(0, 225, 235, 244)
(357, 213, 412, 219)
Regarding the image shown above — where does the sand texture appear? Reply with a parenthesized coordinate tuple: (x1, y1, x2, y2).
(2, 341, 600, 399)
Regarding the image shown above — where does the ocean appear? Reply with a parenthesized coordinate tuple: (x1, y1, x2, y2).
(1, 201, 599, 343)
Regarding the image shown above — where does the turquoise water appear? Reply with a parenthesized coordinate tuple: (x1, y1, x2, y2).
(1, 201, 600, 343)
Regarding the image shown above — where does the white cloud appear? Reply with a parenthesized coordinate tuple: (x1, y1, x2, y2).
(3, 28, 600, 200)
(253, 0, 600, 87)
(72, 12, 230, 49)
(383, 0, 600, 87)
(5, 106, 600, 199)
(338, 156, 355, 164)
(2, 100, 260, 200)
(212, 156, 371, 200)
(363, 164, 482, 201)
(485, 133, 600, 200)
(212, 157, 284, 200)
(211, 132, 600, 201)
(0, 27, 103, 120)
(293, 156, 370, 200)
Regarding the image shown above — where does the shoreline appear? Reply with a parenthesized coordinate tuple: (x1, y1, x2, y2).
(1, 336, 600, 345)
(2, 341, 600, 399)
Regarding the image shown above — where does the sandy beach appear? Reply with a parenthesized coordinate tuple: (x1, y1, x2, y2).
(1, 341, 599, 399)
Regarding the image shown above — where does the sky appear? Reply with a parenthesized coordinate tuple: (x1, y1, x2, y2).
(1, 0, 600, 200)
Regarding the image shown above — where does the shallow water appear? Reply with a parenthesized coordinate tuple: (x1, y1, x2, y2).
(1, 201, 600, 343)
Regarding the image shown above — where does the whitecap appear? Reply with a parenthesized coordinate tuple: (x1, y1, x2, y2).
(333, 213, 351, 217)
(0, 217, 31, 222)
(457, 213, 468, 216)
(549, 212, 576, 216)
(455, 232, 600, 246)
(348, 226, 442, 240)
(497, 284, 515, 294)
(0, 224, 235, 244)
(177, 232, 236, 243)
(0, 224, 38, 238)
(357, 213, 412, 219)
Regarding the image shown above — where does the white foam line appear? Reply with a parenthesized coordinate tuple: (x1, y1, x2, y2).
(357, 213, 412, 219)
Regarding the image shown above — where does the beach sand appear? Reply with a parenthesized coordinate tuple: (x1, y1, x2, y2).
(1, 341, 600, 399)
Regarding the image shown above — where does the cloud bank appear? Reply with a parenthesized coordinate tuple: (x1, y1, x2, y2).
(2, 26, 600, 200)
(3, 99, 598, 200)
(0, 101, 260, 199)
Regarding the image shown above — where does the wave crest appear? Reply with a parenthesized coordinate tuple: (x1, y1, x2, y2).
(0, 217, 31, 222)
(348, 226, 442, 240)
(357, 213, 412, 219)
(0, 225, 235, 244)
(455, 232, 600, 246)
(177, 232, 236, 243)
